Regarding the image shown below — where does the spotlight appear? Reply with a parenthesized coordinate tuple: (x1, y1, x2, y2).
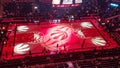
(2, 27, 6, 30)
(34, 6, 38, 9)
(3, 41, 7, 45)
(34, 19, 40, 24)
(110, 3, 119, 7)
(107, 20, 110, 23)
(98, 18, 101, 22)
(34, 20, 39, 23)
(1, 31, 4, 34)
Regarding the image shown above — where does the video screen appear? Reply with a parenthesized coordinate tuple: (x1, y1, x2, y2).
(76, 0, 82, 3)
(52, 0, 82, 4)
(63, 0, 73, 4)
(52, 0, 61, 4)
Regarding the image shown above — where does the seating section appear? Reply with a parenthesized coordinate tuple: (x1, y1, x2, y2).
(110, 32, 120, 45)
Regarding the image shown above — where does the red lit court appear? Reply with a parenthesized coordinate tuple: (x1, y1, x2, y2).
(2, 18, 118, 60)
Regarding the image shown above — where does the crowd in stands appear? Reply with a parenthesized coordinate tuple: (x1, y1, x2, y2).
(2, 0, 100, 20)
(3, 1, 32, 17)
(1, 0, 120, 43)
(1, 48, 120, 68)
(0, 0, 120, 68)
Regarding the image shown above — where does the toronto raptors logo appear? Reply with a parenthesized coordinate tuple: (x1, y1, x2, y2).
(14, 43, 30, 54)
(34, 32, 44, 43)
(41, 25, 73, 51)
(92, 37, 106, 46)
